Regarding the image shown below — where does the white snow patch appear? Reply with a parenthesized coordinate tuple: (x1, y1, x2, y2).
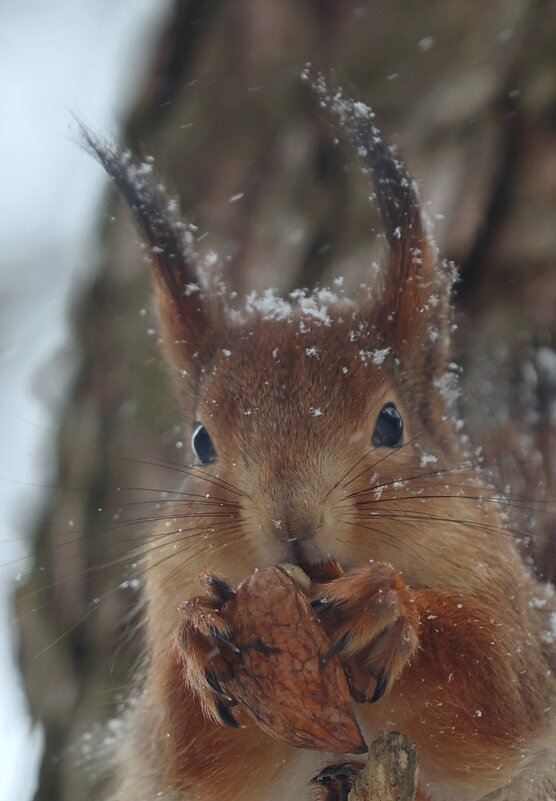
(371, 348, 390, 365)
(434, 371, 460, 412)
(244, 285, 351, 326)
(417, 36, 435, 51)
(245, 288, 292, 321)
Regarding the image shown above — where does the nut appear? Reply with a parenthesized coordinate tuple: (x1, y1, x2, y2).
(220, 566, 366, 754)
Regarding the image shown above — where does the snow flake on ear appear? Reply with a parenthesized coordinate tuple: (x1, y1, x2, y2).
(541, 612, 556, 644)
(309, 407, 324, 416)
(434, 370, 461, 414)
(358, 347, 390, 366)
(371, 348, 390, 365)
(245, 289, 292, 321)
(243, 284, 352, 326)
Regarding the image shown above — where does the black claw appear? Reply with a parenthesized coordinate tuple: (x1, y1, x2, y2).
(369, 669, 389, 703)
(207, 575, 236, 601)
(343, 667, 369, 704)
(208, 626, 240, 654)
(311, 596, 339, 614)
(323, 632, 349, 663)
(311, 763, 361, 801)
(216, 700, 242, 728)
(205, 669, 233, 702)
(205, 669, 223, 694)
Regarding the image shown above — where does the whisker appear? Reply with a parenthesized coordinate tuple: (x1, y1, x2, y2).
(15, 517, 241, 600)
(116, 495, 244, 510)
(342, 413, 461, 490)
(351, 492, 554, 516)
(4, 511, 242, 565)
(6, 492, 248, 558)
(341, 460, 479, 501)
(20, 521, 248, 652)
(32, 601, 103, 659)
(323, 447, 378, 501)
(118, 455, 251, 500)
(335, 521, 402, 554)
(113, 482, 245, 504)
(147, 527, 253, 593)
(349, 509, 523, 541)
(336, 518, 435, 567)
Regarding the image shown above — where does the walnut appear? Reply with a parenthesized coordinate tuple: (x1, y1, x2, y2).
(220, 565, 366, 754)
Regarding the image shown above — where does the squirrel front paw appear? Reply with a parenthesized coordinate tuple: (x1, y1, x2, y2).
(174, 571, 242, 727)
(311, 563, 419, 702)
(310, 762, 364, 801)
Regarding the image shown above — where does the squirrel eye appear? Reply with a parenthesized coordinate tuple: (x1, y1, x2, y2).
(372, 403, 404, 448)
(192, 424, 217, 465)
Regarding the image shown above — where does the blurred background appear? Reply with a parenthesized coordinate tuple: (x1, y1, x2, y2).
(2, 1, 556, 799)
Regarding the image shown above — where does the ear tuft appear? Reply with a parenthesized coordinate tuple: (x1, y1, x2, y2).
(79, 123, 216, 385)
(79, 125, 198, 301)
(305, 66, 424, 261)
(305, 68, 454, 381)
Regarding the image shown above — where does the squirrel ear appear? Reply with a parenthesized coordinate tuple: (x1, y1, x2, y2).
(307, 71, 455, 373)
(80, 127, 216, 388)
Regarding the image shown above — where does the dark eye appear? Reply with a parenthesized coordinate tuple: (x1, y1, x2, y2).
(192, 424, 217, 465)
(372, 403, 404, 448)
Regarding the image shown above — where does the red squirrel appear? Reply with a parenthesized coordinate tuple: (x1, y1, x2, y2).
(84, 73, 556, 801)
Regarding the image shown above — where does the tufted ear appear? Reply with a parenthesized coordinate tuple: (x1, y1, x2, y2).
(81, 127, 218, 400)
(308, 72, 455, 378)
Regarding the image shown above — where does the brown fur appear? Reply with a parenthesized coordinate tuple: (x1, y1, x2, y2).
(85, 76, 556, 801)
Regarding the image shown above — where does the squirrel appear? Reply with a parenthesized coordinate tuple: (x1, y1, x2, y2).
(83, 72, 556, 801)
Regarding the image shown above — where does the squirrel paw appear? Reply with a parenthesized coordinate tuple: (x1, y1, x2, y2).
(174, 571, 242, 727)
(310, 762, 363, 801)
(311, 563, 419, 702)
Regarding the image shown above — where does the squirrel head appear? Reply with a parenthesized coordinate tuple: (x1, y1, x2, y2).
(83, 75, 486, 588)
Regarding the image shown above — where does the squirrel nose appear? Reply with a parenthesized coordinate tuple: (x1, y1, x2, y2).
(262, 475, 323, 543)
(269, 516, 321, 544)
